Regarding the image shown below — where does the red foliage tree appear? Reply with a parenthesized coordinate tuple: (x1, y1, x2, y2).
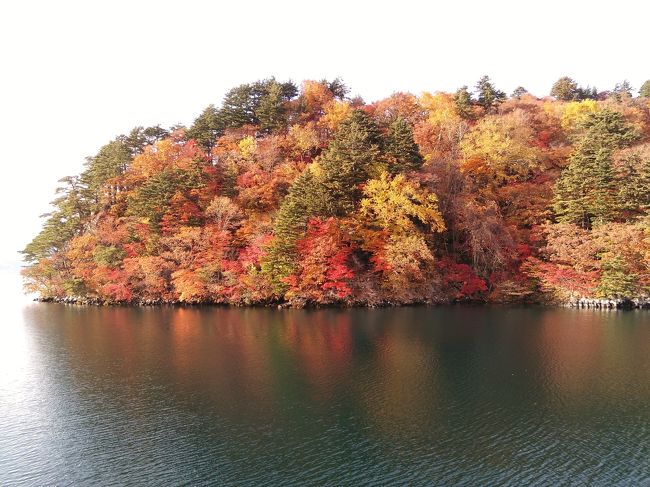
(285, 218, 355, 305)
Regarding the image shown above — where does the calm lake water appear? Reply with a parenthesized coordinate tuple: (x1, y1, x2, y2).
(2, 299, 650, 485)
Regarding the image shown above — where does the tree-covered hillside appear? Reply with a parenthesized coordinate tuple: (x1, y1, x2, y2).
(22, 77, 650, 306)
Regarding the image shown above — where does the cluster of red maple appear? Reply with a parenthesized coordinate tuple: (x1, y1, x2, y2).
(23, 78, 650, 306)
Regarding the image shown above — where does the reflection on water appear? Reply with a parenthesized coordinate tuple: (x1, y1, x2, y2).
(1, 304, 650, 485)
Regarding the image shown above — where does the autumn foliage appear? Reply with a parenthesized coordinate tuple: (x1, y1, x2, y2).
(23, 77, 650, 306)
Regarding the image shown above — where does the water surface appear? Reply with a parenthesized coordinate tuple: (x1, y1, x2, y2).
(2, 303, 650, 485)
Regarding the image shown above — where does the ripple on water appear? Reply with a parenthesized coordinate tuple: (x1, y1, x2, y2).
(1, 305, 650, 485)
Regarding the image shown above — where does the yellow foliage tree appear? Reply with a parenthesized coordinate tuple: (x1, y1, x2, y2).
(420, 92, 461, 128)
(318, 100, 352, 132)
(359, 172, 445, 234)
(238, 135, 257, 160)
(358, 172, 444, 299)
(415, 92, 468, 160)
(460, 110, 540, 186)
(288, 123, 320, 160)
(560, 99, 599, 131)
(384, 233, 435, 285)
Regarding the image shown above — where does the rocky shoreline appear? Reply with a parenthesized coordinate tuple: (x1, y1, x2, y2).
(566, 298, 650, 310)
(35, 296, 446, 308)
(36, 295, 650, 309)
(37, 296, 176, 306)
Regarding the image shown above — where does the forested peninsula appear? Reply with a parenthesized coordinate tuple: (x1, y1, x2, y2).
(22, 77, 650, 307)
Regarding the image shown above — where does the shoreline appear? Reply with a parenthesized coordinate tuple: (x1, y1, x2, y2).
(34, 296, 650, 310)
(565, 298, 650, 310)
(35, 296, 448, 309)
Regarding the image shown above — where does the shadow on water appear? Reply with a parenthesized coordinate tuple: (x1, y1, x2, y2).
(2, 304, 650, 485)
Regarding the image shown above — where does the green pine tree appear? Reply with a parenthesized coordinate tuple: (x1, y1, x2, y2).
(319, 110, 382, 216)
(22, 176, 90, 262)
(553, 110, 638, 227)
(255, 82, 287, 133)
(128, 165, 206, 229)
(617, 153, 650, 215)
(80, 139, 131, 211)
(186, 105, 224, 152)
(220, 79, 297, 129)
(475, 75, 505, 111)
(385, 117, 423, 175)
(123, 126, 169, 156)
(550, 76, 579, 101)
(453, 85, 474, 119)
(262, 168, 322, 292)
(511, 86, 528, 99)
(640, 80, 650, 98)
(611, 80, 634, 101)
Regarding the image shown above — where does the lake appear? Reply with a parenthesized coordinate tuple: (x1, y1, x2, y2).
(2, 299, 650, 485)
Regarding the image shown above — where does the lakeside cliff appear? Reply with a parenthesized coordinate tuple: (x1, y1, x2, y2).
(22, 77, 650, 307)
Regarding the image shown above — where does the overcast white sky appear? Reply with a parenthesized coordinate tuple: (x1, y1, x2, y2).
(0, 0, 647, 269)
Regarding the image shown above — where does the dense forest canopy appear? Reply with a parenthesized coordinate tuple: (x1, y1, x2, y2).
(22, 76, 650, 306)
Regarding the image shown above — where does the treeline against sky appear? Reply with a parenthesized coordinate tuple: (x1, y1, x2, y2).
(22, 77, 650, 306)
